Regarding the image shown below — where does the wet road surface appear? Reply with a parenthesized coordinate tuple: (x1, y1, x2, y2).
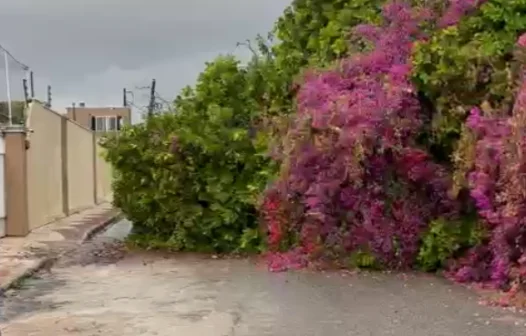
(1, 220, 525, 336)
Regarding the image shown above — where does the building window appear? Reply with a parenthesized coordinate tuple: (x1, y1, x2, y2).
(95, 117, 107, 131)
(108, 117, 117, 131)
(93, 116, 121, 132)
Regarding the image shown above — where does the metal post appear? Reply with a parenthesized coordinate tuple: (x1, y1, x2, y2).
(4, 50, 12, 125)
(22, 78, 29, 103)
(147, 79, 156, 117)
(29, 71, 34, 98)
(46, 85, 51, 107)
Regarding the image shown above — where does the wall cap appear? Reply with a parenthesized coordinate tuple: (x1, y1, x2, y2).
(0, 125, 27, 134)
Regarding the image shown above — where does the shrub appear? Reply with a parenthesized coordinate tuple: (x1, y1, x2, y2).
(263, 1, 474, 267)
(449, 35, 526, 287)
(101, 0, 526, 288)
(102, 56, 273, 253)
(99, 0, 389, 254)
(260, 0, 485, 272)
(100, 113, 178, 239)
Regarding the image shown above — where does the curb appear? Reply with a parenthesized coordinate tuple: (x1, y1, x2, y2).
(0, 258, 48, 294)
(0, 211, 122, 295)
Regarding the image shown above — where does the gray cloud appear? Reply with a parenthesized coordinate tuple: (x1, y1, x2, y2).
(0, 0, 290, 118)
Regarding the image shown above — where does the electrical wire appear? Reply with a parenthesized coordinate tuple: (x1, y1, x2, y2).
(0, 44, 30, 71)
(154, 92, 174, 112)
(128, 101, 148, 114)
(133, 84, 175, 113)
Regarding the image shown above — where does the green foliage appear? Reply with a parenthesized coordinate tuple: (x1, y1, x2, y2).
(107, 0, 515, 259)
(239, 228, 265, 253)
(412, 0, 526, 161)
(0, 101, 26, 124)
(417, 217, 486, 272)
(101, 0, 389, 254)
(349, 249, 380, 269)
(273, 0, 383, 69)
(102, 56, 274, 253)
(240, 0, 386, 125)
(101, 114, 179, 241)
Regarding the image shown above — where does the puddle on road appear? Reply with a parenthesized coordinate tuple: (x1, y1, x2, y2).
(56, 219, 132, 268)
(98, 218, 133, 241)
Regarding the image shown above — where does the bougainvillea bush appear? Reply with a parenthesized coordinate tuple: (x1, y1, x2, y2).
(263, 0, 526, 295)
(412, 0, 526, 162)
(261, 0, 487, 272)
(449, 35, 526, 289)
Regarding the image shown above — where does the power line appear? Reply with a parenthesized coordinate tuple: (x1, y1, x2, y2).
(133, 81, 174, 114)
(154, 92, 174, 113)
(129, 101, 148, 114)
(0, 44, 29, 71)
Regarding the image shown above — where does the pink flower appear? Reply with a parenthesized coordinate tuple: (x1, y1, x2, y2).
(261, 0, 489, 274)
(466, 107, 482, 129)
(517, 33, 526, 48)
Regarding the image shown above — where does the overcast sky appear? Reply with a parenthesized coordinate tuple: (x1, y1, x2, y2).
(0, 0, 291, 120)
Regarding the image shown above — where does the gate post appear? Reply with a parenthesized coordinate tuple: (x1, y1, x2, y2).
(4, 126, 29, 236)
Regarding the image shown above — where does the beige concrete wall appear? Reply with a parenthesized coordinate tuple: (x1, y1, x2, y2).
(25, 102, 65, 230)
(66, 120, 96, 213)
(9, 101, 116, 234)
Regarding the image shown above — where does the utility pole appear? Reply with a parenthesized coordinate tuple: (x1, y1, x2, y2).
(147, 78, 156, 117)
(123, 88, 127, 107)
(29, 71, 34, 98)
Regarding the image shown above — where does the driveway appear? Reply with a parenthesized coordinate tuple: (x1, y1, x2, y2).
(0, 220, 525, 336)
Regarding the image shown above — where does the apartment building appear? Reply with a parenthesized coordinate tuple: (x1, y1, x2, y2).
(65, 102, 132, 132)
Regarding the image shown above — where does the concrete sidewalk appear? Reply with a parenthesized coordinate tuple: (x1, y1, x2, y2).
(0, 203, 120, 292)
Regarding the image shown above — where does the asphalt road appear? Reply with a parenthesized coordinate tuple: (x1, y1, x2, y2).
(0, 220, 525, 336)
